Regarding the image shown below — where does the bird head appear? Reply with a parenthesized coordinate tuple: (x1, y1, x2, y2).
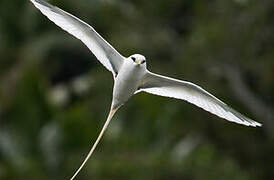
(129, 54, 146, 67)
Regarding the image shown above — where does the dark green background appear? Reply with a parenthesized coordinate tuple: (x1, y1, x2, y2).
(0, 0, 273, 179)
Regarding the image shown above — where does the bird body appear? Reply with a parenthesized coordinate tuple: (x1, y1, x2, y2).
(29, 0, 262, 179)
(112, 54, 147, 108)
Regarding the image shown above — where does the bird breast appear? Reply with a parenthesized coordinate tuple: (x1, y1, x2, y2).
(112, 62, 145, 108)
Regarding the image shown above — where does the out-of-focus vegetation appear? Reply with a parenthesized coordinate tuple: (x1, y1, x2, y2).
(0, 0, 274, 179)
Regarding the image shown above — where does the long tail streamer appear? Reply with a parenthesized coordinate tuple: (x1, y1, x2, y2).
(70, 107, 119, 180)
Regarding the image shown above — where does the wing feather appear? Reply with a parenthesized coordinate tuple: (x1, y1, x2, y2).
(140, 72, 262, 127)
(30, 0, 124, 76)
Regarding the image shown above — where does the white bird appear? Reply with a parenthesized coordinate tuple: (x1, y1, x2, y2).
(30, 0, 262, 179)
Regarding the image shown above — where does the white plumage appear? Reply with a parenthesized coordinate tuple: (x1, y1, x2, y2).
(30, 0, 262, 179)
(30, 0, 124, 76)
(141, 72, 261, 127)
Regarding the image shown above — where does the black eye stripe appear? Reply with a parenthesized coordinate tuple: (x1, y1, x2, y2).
(131, 57, 136, 61)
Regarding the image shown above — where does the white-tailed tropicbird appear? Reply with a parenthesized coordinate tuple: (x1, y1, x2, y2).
(30, 0, 262, 179)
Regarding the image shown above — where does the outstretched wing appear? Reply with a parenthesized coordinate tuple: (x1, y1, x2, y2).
(30, 0, 124, 76)
(139, 71, 262, 127)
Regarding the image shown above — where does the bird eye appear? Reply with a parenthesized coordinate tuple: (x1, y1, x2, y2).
(131, 57, 136, 61)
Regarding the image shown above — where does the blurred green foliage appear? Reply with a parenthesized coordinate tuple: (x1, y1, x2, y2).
(0, 0, 274, 179)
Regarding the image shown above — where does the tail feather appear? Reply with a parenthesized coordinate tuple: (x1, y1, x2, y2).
(70, 106, 120, 180)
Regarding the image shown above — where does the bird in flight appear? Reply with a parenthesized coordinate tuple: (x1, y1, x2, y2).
(30, 0, 262, 179)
